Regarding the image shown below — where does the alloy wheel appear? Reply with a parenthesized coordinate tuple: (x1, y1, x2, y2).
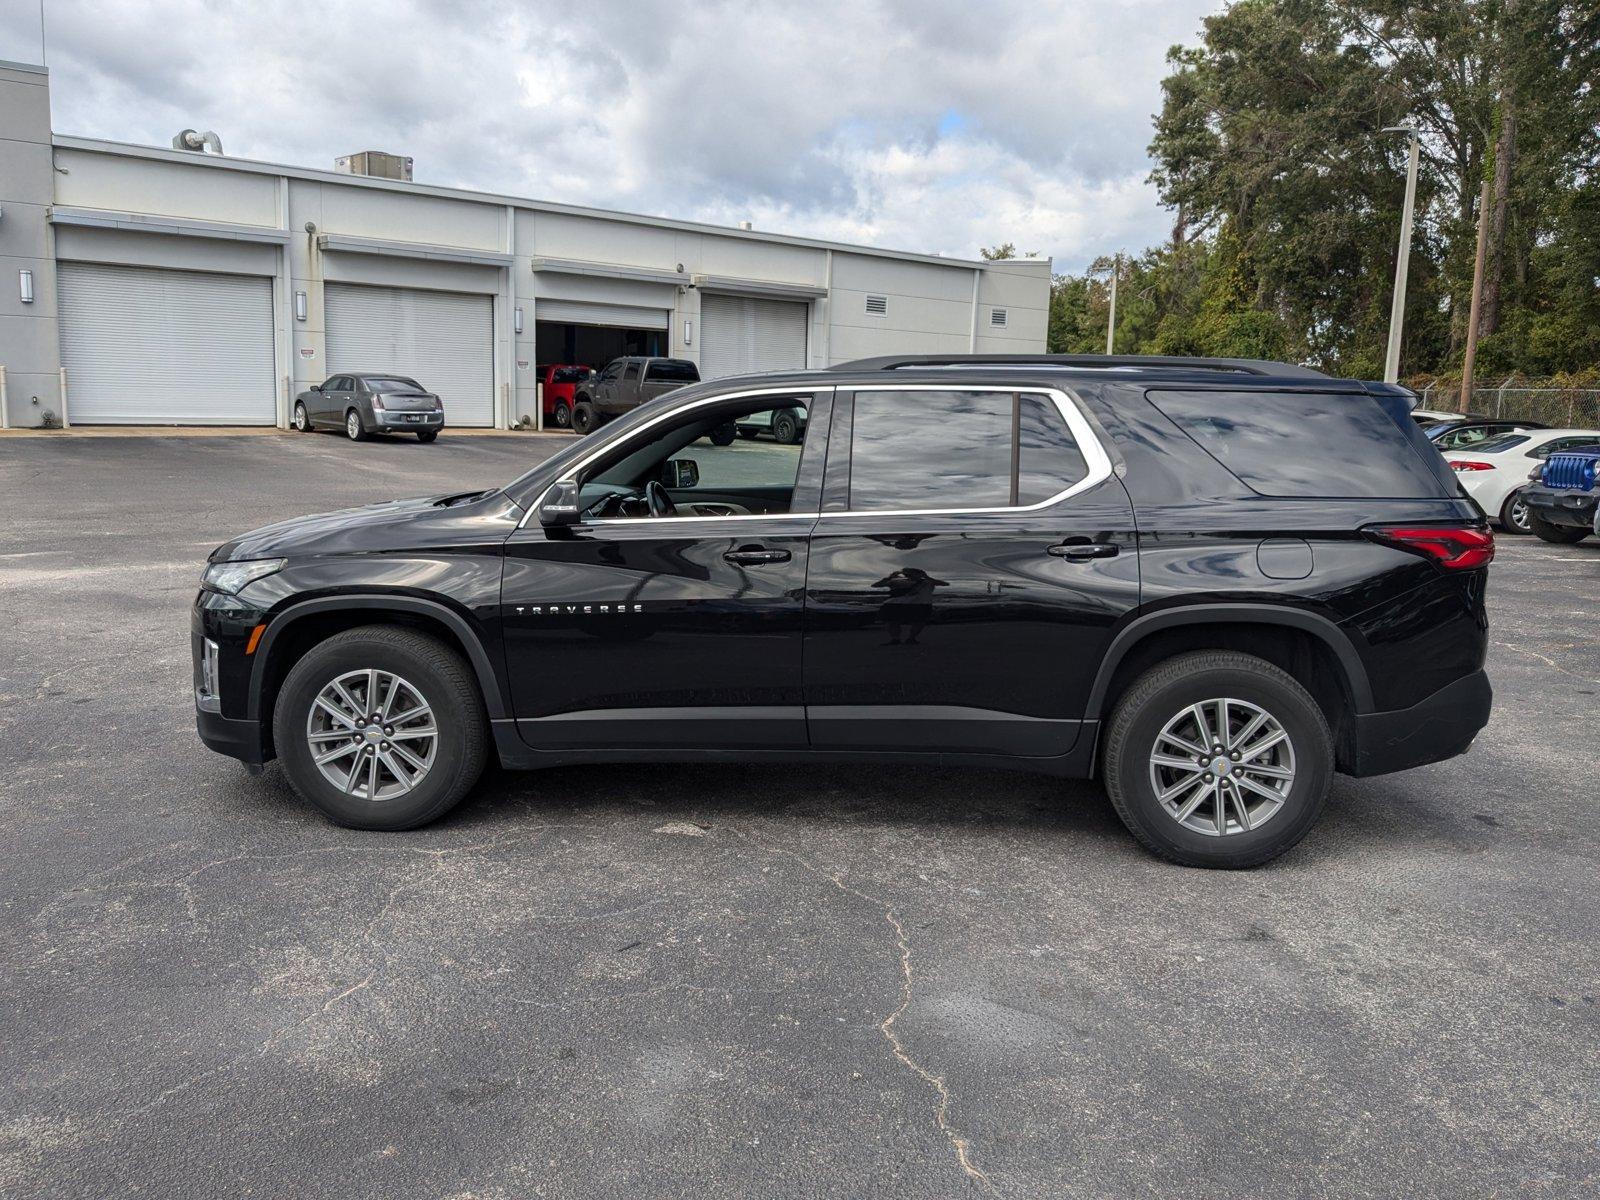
(1508, 493, 1530, 534)
(305, 668, 437, 801)
(1147, 697, 1296, 836)
(346, 412, 361, 439)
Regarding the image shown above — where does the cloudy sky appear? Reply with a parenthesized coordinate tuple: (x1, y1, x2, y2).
(2, 0, 1220, 271)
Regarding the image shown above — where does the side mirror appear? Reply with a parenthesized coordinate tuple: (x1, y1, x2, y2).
(588, 369, 599, 380)
(310, 384, 323, 392)
(538, 479, 582, 529)
(661, 458, 699, 489)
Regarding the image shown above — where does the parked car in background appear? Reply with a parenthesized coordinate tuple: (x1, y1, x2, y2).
(293, 374, 444, 443)
(735, 403, 807, 444)
(1519, 445, 1600, 543)
(194, 353, 1493, 870)
(1444, 428, 1600, 533)
(571, 357, 700, 435)
(1427, 418, 1547, 451)
(537, 364, 588, 430)
(1410, 408, 1483, 428)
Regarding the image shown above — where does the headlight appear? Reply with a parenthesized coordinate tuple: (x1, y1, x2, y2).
(202, 558, 286, 595)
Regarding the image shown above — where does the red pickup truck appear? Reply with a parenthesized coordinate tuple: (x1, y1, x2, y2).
(537, 364, 588, 430)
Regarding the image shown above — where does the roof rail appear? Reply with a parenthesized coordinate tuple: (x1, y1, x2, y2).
(828, 353, 1329, 379)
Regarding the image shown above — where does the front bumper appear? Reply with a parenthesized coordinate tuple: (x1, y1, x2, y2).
(374, 410, 444, 430)
(1521, 484, 1597, 530)
(197, 705, 266, 766)
(1346, 668, 1492, 777)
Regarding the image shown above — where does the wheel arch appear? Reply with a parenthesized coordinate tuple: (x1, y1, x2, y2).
(1088, 606, 1373, 770)
(248, 596, 508, 743)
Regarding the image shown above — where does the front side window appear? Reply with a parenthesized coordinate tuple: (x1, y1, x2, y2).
(324, 376, 350, 392)
(847, 390, 1088, 512)
(575, 396, 812, 520)
(597, 362, 623, 383)
(623, 363, 641, 383)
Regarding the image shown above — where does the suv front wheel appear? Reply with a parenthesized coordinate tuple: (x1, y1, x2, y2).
(1102, 651, 1332, 868)
(273, 626, 489, 830)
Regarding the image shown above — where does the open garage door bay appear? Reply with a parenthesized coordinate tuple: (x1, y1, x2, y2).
(699, 294, 807, 379)
(325, 284, 494, 427)
(58, 263, 276, 425)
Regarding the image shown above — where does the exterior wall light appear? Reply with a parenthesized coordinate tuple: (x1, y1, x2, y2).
(19, 269, 34, 304)
(683, 319, 693, 346)
(514, 306, 524, 335)
(294, 290, 307, 321)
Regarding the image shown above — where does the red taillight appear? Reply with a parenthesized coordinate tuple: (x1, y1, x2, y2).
(1447, 460, 1494, 471)
(1367, 525, 1495, 570)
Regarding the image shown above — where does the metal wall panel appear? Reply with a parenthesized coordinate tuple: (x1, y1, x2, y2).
(58, 262, 275, 424)
(324, 283, 494, 426)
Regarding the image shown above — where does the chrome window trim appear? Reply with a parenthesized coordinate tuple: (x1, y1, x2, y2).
(518, 381, 1112, 529)
(823, 383, 1111, 518)
(519, 384, 833, 530)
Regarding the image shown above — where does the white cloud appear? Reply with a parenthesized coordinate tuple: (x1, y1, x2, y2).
(1, 0, 1220, 271)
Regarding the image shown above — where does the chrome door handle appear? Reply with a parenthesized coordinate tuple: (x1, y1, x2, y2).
(724, 547, 791, 565)
(1048, 541, 1119, 561)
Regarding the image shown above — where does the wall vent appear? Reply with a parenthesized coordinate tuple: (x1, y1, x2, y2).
(990, 307, 1008, 327)
(865, 294, 888, 316)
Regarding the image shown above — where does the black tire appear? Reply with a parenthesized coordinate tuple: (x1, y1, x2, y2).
(345, 409, 367, 442)
(1527, 510, 1588, 543)
(553, 402, 572, 430)
(571, 402, 598, 435)
(1102, 650, 1333, 869)
(292, 402, 313, 433)
(1498, 489, 1532, 535)
(709, 421, 737, 447)
(273, 626, 489, 831)
(772, 410, 801, 445)
(416, 430, 438, 443)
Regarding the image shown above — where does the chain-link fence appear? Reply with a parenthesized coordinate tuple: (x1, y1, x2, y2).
(1412, 381, 1600, 429)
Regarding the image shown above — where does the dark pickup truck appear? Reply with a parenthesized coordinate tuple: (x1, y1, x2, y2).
(571, 357, 700, 434)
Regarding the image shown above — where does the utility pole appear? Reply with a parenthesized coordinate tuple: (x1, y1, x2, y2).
(1382, 126, 1421, 383)
(1105, 255, 1119, 355)
(1460, 179, 1492, 411)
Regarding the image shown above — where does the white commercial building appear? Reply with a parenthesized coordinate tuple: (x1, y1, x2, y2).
(0, 58, 1050, 430)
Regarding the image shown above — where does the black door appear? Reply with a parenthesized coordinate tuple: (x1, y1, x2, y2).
(501, 389, 829, 752)
(802, 386, 1139, 756)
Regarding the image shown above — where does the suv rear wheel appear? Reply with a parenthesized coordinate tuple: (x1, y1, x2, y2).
(273, 626, 488, 830)
(1103, 651, 1332, 868)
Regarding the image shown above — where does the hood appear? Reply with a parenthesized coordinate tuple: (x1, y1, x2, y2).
(210, 490, 520, 561)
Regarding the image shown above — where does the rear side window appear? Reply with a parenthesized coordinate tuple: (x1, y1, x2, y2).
(1148, 389, 1445, 498)
(647, 360, 700, 383)
(848, 390, 1089, 511)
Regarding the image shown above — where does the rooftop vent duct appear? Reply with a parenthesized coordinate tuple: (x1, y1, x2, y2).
(171, 129, 225, 155)
(335, 151, 414, 181)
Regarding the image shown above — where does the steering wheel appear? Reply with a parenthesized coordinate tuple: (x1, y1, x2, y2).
(644, 480, 677, 519)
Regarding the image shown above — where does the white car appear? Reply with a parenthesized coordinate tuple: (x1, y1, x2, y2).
(1445, 427, 1600, 533)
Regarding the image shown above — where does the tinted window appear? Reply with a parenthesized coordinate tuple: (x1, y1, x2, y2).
(552, 366, 587, 383)
(324, 376, 349, 392)
(1149, 390, 1444, 498)
(623, 363, 641, 383)
(849, 390, 1088, 511)
(597, 362, 623, 382)
(646, 360, 700, 383)
(366, 377, 423, 393)
(1470, 433, 1531, 453)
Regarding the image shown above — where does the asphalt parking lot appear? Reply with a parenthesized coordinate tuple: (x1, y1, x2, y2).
(2, 431, 1598, 1198)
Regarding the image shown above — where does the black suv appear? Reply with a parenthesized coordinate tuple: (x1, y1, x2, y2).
(194, 354, 1493, 868)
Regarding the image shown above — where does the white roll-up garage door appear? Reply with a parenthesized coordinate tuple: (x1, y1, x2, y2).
(58, 263, 276, 425)
(698, 294, 808, 379)
(325, 284, 495, 426)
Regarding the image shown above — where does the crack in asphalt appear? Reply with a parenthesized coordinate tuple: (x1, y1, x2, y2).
(725, 824, 999, 1197)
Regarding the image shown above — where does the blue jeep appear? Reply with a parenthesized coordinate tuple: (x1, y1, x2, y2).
(1521, 446, 1600, 543)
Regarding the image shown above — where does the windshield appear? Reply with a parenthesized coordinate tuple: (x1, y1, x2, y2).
(1468, 434, 1531, 453)
(367, 377, 425, 394)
